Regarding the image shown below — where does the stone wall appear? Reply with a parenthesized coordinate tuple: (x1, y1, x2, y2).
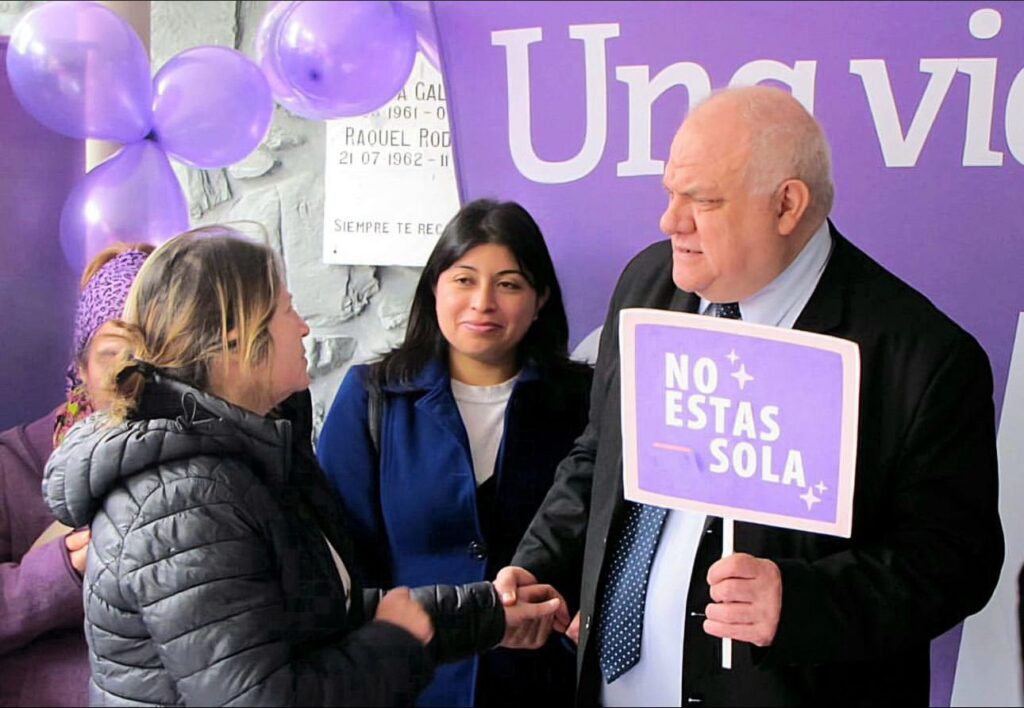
(0, 1, 33, 34)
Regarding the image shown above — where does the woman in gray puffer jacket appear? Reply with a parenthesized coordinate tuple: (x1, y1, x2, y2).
(42, 227, 564, 707)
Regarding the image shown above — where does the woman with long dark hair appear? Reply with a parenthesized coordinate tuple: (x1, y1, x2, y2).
(318, 199, 591, 706)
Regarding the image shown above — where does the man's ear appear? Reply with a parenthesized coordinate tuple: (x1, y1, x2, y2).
(776, 179, 811, 236)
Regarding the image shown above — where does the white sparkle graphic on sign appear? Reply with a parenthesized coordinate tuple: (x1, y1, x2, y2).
(731, 363, 754, 390)
(799, 486, 822, 511)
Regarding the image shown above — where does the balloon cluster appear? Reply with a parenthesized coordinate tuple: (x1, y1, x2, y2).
(254, 0, 438, 120)
(5, 2, 273, 271)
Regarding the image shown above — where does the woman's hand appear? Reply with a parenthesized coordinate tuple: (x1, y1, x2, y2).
(500, 583, 569, 649)
(375, 587, 435, 645)
(65, 528, 91, 576)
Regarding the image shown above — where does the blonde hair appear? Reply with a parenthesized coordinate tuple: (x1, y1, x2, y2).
(109, 225, 282, 421)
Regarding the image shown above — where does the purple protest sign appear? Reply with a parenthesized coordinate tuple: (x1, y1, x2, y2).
(620, 309, 859, 537)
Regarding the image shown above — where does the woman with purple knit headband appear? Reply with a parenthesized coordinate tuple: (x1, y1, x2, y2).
(54, 245, 154, 445)
(0, 242, 152, 707)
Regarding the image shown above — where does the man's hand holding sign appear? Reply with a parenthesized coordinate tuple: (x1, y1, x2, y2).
(704, 553, 782, 648)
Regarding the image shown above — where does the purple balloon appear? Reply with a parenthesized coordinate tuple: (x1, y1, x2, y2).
(60, 141, 189, 273)
(256, 0, 336, 119)
(255, 1, 302, 102)
(272, 1, 418, 119)
(152, 46, 274, 169)
(397, 1, 440, 71)
(5, 1, 152, 142)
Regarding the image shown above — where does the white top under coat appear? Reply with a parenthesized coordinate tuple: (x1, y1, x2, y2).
(450, 374, 519, 487)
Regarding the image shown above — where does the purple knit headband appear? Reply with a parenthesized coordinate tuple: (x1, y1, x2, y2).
(65, 249, 150, 393)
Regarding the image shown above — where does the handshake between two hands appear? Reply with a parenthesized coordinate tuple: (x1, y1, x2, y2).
(493, 567, 573, 650)
(370, 567, 570, 650)
(493, 554, 783, 651)
(376, 554, 781, 651)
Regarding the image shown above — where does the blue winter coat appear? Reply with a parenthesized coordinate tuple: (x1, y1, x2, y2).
(318, 358, 592, 707)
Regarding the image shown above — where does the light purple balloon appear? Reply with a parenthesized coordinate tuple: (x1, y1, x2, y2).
(272, 1, 418, 119)
(152, 46, 274, 169)
(255, 1, 301, 101)
(60, 141, 189, 273)
(5, 1, 152, 142)
(254, 1, 328, 120)
(396, 1, 440, 71)
(256, 0, 334, 120)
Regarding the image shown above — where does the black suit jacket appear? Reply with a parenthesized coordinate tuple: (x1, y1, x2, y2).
(512, 224, 1004, 706)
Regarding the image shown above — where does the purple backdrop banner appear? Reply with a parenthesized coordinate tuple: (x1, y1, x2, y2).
(0, 37, 82, 430)
(433, 2, 1024, 704)
(434, 0, 1024, 413)
(621, 310, 858, 537)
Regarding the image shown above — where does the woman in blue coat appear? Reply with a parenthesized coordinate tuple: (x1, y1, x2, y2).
(318, 199, 592, 706)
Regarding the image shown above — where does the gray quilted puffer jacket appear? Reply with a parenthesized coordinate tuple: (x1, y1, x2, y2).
(43, 374, 504, 706)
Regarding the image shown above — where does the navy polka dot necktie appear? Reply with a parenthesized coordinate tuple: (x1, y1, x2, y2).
(595, 300, 742, 683)
(714, 301, 742, 319)
(595, 500, 669, 683)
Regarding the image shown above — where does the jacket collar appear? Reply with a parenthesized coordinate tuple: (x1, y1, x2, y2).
(133, 374, 293, 485)
(387, 356, 542, 394)
(141, 373, 293, 454)
(386, 356, 541, 447)
(670, 286, 700, 314)
(791, 220, 848, 335)
(44, 373, 294, 529)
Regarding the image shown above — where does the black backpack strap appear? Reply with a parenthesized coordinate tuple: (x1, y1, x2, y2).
(366, 375, 382, 457)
